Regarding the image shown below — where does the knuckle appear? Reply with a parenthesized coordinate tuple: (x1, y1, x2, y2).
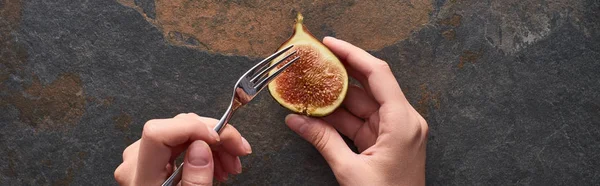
(420, 117, 429, 137)
(174, 113, 189, 118)
(121, 148, 129, 160)
(364, 59, 390, 76)
(122, 141, 138, 160)
(114, 164, 127, 184)
(175, 112, 201, 121)
(181, 178, 212, 186)
(186, 112, 201, 118)
(411, 123, 423, 139)
(375, 60, 391, 71)
(310, 128, 330, 153)
(414, 111, 429, 137)
(408, 114, 429, 142)
(142, 120, 161, 142)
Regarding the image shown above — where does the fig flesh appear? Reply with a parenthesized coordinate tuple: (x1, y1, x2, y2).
(268, 13, 348, 116)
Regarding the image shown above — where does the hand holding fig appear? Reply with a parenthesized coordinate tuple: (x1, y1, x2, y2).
(285, 37, 429, 186)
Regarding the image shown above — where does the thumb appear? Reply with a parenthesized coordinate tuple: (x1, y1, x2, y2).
(181, 140, 214, 186)
(285, 114, 355, 167)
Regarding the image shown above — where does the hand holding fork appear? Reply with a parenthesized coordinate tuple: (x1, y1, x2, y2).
(161, 45, 300, 186)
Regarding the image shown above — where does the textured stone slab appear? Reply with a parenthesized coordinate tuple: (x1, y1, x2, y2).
(0, 0, 599, 185)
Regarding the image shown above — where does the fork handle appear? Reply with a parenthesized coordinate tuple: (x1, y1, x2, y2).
(161, 162, 183, 186)
(214, 104, 234, 133)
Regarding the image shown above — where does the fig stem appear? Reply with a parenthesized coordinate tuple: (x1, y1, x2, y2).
(296, 13, 304, 24)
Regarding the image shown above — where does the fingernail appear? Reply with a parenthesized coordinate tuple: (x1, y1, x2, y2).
(234, 157, 242, 174)
(187, 141, 211, 166)
(324, 36, 337, 40)
(221, 174, 228, 181)
(241, 137, 252, 154)
(207, 125, 220, 142)
(285, 114, 308, 134)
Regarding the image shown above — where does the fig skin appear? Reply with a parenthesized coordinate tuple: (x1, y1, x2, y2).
(267, 13, 348, 117)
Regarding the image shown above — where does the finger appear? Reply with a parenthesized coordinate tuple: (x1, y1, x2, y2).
(285, 114, 356, 169)
(114, 162, 133, 185)
(213, 151, 228, 182)
(192, 115, 252, 156)
(345, 62, 372, 96)
(117, 140, 141, 185)
(134, 118, 220, 185)
(181, 140, 214, 186)
(353, 115, 380, 152)
(325, 109, 380, 152)
(323, 36, 407, 106)
(322, 108, 363, 141)
(122, 140, 140, 161)
(343, 85, 379, 119)
(218, 151, 242, 175)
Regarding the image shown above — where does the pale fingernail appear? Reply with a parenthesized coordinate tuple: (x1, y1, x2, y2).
(222, 174, 228, 181)
(285, 114, 308, 134)
(324, 36, 338, 40)
(235, 157, 242, 174)
(241, 137, 252, 154)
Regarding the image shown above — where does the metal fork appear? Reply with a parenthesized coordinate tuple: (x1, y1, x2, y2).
(161, 45, 299, 186)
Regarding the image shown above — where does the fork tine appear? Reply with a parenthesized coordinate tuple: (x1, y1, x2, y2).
(245, 45, 294, 77)
(250, 50, 297, 83)
(253, 56, 300, 90)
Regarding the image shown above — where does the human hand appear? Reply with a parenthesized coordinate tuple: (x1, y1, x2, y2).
(285, 37, 429, 186)
(114, 113, 252, 185)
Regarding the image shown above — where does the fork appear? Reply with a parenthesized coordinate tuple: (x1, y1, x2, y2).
(161, 45, 299, 186)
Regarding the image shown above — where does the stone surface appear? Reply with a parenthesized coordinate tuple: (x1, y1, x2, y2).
(118, 0, 432, 58)
(1, 0, 599, 185)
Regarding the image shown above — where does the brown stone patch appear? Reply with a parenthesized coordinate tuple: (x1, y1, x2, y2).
(102, 97, 114, 107)
(438, 14, 460, 41)
(41, 158, 53, 168)
(52, 151, 88, 186)
(0, 72, 8, 87)
(6, 73, 86, 130)
(114, 112, 135, 143)
(118, 0, 432, 58)
(0, 0, 22, 33)
(114, 112, 132, 132)
(116, 0, 153, 21)
(439, 14, 462, 27)
(0, 0, 26, 83)
(415, 84, 441, 118)
(116, 0, 135, 8)
(458, 50, 483, 69)
(329, 0, 432, 51)
(1, 2, 82, 130)
(262, 154, 271, 161)
(442, 29, 456, 40)
(3, 0, 88, 131)
(86, 96, 114, 107)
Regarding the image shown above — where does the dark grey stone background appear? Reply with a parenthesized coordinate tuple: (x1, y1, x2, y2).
(1, 0, 599, 185)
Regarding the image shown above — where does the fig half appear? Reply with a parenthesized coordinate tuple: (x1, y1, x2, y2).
(268, 13, 348, 117)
